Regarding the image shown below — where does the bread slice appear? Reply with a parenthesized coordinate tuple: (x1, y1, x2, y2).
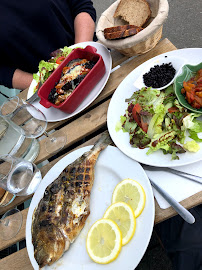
(114, 0, 151, 27)
(104, 25, 143, 40)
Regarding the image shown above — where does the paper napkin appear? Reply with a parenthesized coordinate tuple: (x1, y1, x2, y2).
(144, 161, 202, 209)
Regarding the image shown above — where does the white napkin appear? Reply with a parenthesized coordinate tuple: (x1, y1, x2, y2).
(144, 161, 202, 209)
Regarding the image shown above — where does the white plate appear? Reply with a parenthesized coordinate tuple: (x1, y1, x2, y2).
(26, 145, 155, 270)
(107, 48, 202, 167)
(27, 42, 112, 122)
(133, 55, 186, 90)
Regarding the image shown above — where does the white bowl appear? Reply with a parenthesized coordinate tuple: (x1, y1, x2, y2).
(133, 55, 186, 90)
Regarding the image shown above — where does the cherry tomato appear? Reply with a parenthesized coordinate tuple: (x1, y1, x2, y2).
(56, 56, 65, 64)
(132, 103, 148, 133)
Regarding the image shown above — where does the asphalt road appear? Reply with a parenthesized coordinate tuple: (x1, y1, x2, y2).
(162, 0, 202, 49)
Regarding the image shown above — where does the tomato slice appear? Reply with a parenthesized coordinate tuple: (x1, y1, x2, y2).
(168, 106, 179, 113)
(132, 103, 148, 133)
(56, 56, 65, 64)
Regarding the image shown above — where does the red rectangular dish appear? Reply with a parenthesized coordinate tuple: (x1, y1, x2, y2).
(38, 46, 106, 113)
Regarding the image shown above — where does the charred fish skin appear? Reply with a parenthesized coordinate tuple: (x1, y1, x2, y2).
(32, 132, 112, 268)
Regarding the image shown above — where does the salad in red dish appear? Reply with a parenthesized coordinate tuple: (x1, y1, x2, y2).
(33, 46, 79, 93)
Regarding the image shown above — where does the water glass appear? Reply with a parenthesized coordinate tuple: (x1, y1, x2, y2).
(0, 155, 42, 196)
(0, 116, 40, 162)
(0, 96, 67, 155)
(0, 208, 23, 240)
(0, 190, 15, 207)
(0, 96, 47, 138)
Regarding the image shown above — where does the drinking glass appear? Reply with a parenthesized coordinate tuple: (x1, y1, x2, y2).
(0, 96, 47, 138)
(0, 155, 42, 196)
(0, 208, 23, 240)
(0, 190, 15, 207)
(0, 111, 40, 207)
(0, 96, 67, 153)
(0, 116, 40, 162)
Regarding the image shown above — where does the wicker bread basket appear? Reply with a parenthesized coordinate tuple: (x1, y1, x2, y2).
(96, 0, 169, 57)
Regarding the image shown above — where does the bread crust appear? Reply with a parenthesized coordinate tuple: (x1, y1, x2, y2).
(104, 25, 143, 40)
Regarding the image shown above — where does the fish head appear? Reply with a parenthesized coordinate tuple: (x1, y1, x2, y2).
(33, 223, 67, 268)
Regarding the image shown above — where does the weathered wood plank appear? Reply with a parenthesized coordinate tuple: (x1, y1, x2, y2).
(0, 208, 28, 252)
(34, 99, 110, 164)
(0, 248, 33, 270)
(154, 190, 202, 224)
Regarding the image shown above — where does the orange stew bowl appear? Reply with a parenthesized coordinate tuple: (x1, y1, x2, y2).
(174, 62, 202, 114)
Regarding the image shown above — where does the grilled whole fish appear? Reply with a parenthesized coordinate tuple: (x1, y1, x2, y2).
(31, 132, 112, 268)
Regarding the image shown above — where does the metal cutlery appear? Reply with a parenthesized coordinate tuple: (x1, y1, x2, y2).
(143, 164, 202, 185)
(149, 178, 195, 224)
(25, 81, 42, 104)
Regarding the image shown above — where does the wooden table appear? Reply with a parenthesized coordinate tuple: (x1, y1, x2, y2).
(1, 38, 202, 269)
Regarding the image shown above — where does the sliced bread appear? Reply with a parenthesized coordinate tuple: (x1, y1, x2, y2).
(104, 25, 143, 40)
(114, 0, 151, 27)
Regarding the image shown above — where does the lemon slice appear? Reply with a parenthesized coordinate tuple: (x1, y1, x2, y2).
(103, 202, 136, 245)
(86, 218, 122, 264)
(112, 178, 146, 218)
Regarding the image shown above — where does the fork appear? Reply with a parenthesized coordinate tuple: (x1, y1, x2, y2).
(143, 164, 202, 185)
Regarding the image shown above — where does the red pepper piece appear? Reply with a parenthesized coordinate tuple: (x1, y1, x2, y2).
(132, 103, 148, 133)
(56, 56, 65, 64)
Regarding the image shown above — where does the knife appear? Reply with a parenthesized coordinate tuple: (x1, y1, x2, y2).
(149, 178, 195, 224)
(142, 164, 202, 185)
(25, 81, 43, 104)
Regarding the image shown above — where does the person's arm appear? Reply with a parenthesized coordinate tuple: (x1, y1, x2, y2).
(0, 65, 33, 90)
(12, 69, 33, 90)
(74, 12, 95, 44)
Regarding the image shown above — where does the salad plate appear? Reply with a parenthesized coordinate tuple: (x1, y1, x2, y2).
(26, 145, 155, 270)
(27, 42, 112, 122)
(107, 48, 202, 167)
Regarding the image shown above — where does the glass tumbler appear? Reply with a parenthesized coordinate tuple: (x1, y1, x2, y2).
(0, 155, 42, 197)
(0, 116, 40, 162)
(0, 96, 47, 138)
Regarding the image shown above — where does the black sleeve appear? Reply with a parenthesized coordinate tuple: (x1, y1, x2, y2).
(67, 0, 96, 22)
(0, 65, 16, 88)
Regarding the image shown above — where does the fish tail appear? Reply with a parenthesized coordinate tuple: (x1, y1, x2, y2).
(91, 131, 112, 153)
(74, 131, 112, 164)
